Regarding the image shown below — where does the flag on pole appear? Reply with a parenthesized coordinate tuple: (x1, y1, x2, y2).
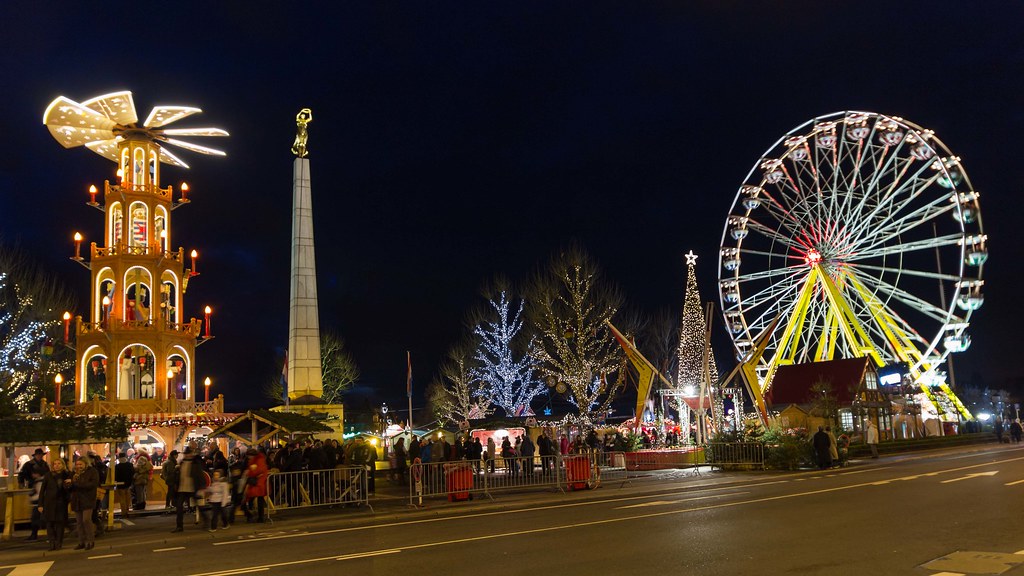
(606, 320, 659, 430)
(406, 350, 412, 398)
(281, 349, 289, 406)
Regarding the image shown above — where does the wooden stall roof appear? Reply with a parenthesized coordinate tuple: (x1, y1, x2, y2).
(208, 409, 331, 447)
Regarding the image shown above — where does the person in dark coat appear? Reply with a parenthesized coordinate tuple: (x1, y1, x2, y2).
(70, 456, 100, 550)
(19, 448, 48, 487)
(520, 435, 536, 476)
(113, 453, 134, 520)
(162, 450, 179, 510)
(812, 426, 832, 469)
(39, 457, 70, 550)
(393, 437, 408, 482)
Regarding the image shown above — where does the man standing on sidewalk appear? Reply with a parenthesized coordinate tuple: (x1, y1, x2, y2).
(113, 453, 134, 520)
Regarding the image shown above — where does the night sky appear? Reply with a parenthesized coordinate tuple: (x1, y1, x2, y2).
(2, 3, 1022, 413)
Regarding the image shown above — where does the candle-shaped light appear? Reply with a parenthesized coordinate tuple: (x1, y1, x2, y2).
(73, 232, 83, 260)
(160, 229, 167, 251)
(180, 182, 189, 202)
(191, 249, 198, 275)
(204, 376, 211, 403)
(204, 305, 212, 338)
(54, 373, 63, 409)
(88, 184, 98, 204)
(102, 295, 111, 326)
(116, 168, 124, 184)
(167, 369, 175, 399)
(62, 311, 71, 343)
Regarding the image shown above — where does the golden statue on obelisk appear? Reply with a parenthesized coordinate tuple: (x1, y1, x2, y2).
(292, 108, 312, 157)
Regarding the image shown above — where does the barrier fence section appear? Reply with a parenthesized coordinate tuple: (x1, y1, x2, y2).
(621, 449, 701, 471)
(704, 442, 765, 470)
(266, 465, 370, 512)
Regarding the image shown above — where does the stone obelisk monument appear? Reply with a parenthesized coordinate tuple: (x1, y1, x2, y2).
(286, 108, 324, 402)
(274, 109, 344, 438)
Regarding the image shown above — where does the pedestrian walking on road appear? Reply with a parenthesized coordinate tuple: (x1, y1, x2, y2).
(70, 456, 99, 550)
(1011, 420, 1023, 443)
(242, 448, 268, 523)
(206, 470, 231, 532)
(40, 457, 70, 550)
(866, 420, 880, 459)
(173, 447, 208, 532)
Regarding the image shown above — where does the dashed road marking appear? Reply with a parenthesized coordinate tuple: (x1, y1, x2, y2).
(87, 554, 122, 560)
(154, 546, 186, 552)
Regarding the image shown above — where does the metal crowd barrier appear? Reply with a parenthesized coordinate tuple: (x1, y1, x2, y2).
(703, 442, 765, 470)
(266, 465, 371, 513)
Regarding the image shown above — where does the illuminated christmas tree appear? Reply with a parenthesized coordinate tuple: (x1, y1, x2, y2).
(0, 253, 74, 410)
(675, 251, 719, 434)
(470, 289, 544, 417)
(529, 246, 623, 424)
(429, 344, 493, 426)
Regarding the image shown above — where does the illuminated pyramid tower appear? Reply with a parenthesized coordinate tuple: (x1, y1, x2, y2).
(43, 91, 227, 416)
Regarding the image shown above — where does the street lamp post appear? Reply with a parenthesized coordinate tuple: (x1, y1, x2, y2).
(204, 376, 211, 403)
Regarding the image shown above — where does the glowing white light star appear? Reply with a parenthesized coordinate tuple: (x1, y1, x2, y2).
(685, 250, 698, 266)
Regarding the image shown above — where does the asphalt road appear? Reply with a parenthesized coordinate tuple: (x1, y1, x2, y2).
(4, 444, 1024, 576)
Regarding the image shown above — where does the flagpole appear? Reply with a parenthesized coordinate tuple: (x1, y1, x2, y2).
(406, 350, 413, 431)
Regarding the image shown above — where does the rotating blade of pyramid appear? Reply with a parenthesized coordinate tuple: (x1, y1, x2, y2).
(43, 97, 118, 148)
(82, 91, 138, 126)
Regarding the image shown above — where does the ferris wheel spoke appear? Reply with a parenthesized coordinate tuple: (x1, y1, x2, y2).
(733, 264, 805, 284)
(850, 262, 962, 283)
(855, 202, 958, 255)
(844, 161, 938, 245)
(750, 190, 804, 237)
(732, 273, 804, 314)
(745, 219, 803, 250)
(849, 233, 963, 261)
(850, 269, 962, 325)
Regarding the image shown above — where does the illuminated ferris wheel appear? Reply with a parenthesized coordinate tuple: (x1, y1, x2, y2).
(718, 111, 985, 421)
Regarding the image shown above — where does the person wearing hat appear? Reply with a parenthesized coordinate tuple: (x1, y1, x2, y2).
(19, 448, 48, 488)
(113, 453, 134, 520)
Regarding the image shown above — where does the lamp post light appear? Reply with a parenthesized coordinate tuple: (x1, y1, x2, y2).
(204, 376, 211, 403)
(54, 373, 63, 410)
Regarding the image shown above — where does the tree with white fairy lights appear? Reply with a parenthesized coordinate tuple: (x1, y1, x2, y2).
(0, 248, 74, 411)
(470, 286, 545, 417)
(427, 343, 493, 426)
(527, 245, 623, 424)
(675, 251, 720, 439)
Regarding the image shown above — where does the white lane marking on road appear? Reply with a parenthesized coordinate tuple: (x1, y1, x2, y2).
(211, 483, 783, 547)
(188, 550, 400, 576)
(87, 554, 122, 560)
(940, 471, 998, 484)
(154, 546, 186, 552)
(1005, 479, 1024, 486)
(120, 519, 135, 526)
(838, 466, 892, 476)
(929, 572, 965, 576)
(0, 561, 54, 576)
(615, 492, 749, 509)
(216, 456, 1024, 549)
(188, 457, 1024, 576)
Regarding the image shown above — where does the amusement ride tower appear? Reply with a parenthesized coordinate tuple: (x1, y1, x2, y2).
(43, 91, 227, 426)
